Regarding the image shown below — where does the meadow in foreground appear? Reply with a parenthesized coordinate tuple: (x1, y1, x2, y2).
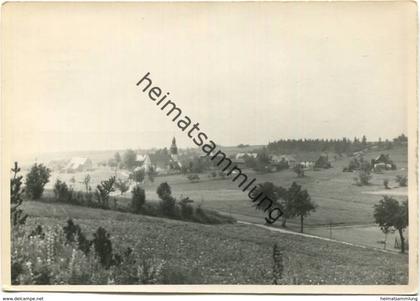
(12, 200, 408, 285)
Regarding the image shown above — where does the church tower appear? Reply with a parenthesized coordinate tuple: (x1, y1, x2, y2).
(170, 137, 178, 161)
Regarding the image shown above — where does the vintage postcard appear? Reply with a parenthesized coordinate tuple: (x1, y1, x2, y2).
(1, 1, 418, 294)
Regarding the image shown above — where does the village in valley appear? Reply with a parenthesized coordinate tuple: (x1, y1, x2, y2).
(18, 134, 408, 245)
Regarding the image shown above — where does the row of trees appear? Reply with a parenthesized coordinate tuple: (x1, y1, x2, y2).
(267, 134, 407, 155)
(22, 162, 232, 224)
(267, 137, 368, 154)
(154, 182, 234, 224)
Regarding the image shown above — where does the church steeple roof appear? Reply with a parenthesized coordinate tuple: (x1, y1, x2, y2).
(170, 137, 178, 155)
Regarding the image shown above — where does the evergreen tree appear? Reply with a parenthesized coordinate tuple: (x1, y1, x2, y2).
(10, 162, 27, 227)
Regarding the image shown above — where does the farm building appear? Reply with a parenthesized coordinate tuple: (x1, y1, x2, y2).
(135, 154, 154, 171)
(300, 161, 315, 169)
(235, 152, 258, 160)
(373, 154, 392, 164)
(47, 159, 67, 172)
(64, 157, 93, 172)
(371, 154, 396, 170)
(272, 155, 297, 168)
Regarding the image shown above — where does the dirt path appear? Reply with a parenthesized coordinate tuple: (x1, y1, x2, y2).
(236, 220, 403, 255)
(363, 189, 408, 196)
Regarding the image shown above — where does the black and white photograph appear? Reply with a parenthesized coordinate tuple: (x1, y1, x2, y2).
(1, 1, 418, 295)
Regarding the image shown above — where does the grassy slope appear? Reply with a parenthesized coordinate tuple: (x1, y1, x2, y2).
(21, 200, 408, 284)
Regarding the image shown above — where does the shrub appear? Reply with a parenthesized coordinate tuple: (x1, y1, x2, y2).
(131, 185, 146, 213)
(140, 203, 159, 217)
(73, 191, 95, 207)
(395, 175, 407, 187)
(53, 180, 72, 203)
(94, 176, 116, 209)
(25, 163, 51, 199)
(383, 179, 390, 189)
(122, 149, 138, 170)
(193, 205, 235, 224)
(129, 169, 145, 183)
(156, 182, 171, 199)
(115, 178, 130, 195)
(179, 197, 194, 219)
(92, 227, 114, 269)
(63, 219, 91, 255)
(293, 165, 304, 178)
(156, 183, 178, 217)
(194, 205, 210, 223)
(159, 195, 178, 217)
(187, 174, 200, 183)
(354, 169, 372, 186)
(53, 180, 96, 207)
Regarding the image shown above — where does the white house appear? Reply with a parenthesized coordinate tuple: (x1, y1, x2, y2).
(235, 152, 258, 160)
(135, 154, 154, 171)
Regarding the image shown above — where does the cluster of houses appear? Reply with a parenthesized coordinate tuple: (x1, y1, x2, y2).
(233, 152, 332, 170)
(49, 138, 338, 175)
(343, 151, 397, 172)
(47, 157, 93, 173)
(134, 137, 182, 174)
(49, 137, 183, 174)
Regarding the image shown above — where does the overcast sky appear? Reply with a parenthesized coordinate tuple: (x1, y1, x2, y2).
(3, 2, 416, 158)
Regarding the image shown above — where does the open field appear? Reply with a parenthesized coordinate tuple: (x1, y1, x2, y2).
(20, 200, 408, 284)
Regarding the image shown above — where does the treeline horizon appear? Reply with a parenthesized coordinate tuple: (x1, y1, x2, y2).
(266, 134, 407, 154)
